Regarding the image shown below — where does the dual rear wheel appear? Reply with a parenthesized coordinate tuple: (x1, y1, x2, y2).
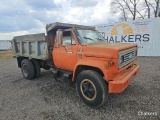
(21, 59, 41, 80)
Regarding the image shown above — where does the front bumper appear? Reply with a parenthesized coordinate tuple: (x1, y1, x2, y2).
(108, 65, 140, 93)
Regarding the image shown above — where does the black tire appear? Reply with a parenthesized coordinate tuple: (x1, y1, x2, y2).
(31, 59, 41, 78)
(76, 70, 108, 108)
(21, 59, 35, 80)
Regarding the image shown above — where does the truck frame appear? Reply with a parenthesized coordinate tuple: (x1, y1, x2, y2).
(12, 22, 140, 108)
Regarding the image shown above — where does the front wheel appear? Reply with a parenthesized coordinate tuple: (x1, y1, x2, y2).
(76, 70, 108, 108)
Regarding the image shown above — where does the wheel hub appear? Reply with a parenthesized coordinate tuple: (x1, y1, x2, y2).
(22, 64, 28, 77)
(80, 79, 97, 101)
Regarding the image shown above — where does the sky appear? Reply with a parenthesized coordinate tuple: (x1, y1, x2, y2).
(0, 0, 116, 40)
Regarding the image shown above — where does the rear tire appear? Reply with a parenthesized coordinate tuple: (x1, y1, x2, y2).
(76, 70, 108, 108)
(21, 59, 35, 80)
(31, 59, 41, 78)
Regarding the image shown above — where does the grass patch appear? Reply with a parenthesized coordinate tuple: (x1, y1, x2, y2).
(0, 50, 14, 59)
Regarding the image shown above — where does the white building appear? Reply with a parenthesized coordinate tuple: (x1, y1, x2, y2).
(95, 18, 160, 56)
(0, 40, 12, 50)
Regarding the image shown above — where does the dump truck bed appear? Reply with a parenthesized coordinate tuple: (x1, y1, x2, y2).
(12, 33, 50, 60)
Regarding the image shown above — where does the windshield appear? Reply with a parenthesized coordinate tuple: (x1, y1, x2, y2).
(75, 29, 105, 44)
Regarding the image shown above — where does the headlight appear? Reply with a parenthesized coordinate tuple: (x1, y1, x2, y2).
(119, 55, 124, 64)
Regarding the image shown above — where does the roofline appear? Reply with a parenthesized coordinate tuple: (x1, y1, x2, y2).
(46, 22, 95, 32)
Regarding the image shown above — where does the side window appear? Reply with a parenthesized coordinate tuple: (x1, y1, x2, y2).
(62, 31, 76, 45)
(57, 30, 63, 46)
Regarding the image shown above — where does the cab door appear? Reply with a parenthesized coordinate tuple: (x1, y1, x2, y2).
(53, 30, 78, 71)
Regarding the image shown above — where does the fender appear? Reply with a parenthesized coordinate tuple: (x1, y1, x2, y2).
(72, 59, 108, 81)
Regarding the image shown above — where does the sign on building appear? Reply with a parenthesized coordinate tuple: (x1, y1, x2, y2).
(95, 18, 160, 56)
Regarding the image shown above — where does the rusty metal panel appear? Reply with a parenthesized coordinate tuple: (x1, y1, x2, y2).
(46, 22, 95, 32)
(14, 33, 46, 42)
(12, 33, 50, 60)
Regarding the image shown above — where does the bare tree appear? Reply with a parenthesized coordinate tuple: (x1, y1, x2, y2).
(110, 0, 160, 21)
(125, 0, 140, 20)
(155, 0, 160, 17)
(111, 0, 127, 21)
(144, 0, 150, 18)
(145, 0, 160, 17)
(111, 0, 144, 21)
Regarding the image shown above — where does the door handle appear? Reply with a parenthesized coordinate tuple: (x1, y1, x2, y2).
(67, 51, 73, 54)
(64, 46, 73, 54)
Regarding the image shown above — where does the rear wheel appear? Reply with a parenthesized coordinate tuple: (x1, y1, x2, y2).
(76, 70, 108, 108)
(21, 59, 35, 80)
(31, 59, 41, 78)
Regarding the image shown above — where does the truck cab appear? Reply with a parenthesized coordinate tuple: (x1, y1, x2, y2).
(12, 22, 140, 108)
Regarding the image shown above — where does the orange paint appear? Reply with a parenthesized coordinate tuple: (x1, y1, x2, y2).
(52, 28, 140, 93)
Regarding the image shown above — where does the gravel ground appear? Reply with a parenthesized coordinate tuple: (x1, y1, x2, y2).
(0, 57, 159, 120)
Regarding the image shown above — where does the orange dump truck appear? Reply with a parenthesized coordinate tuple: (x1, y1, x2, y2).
(12, 22, 140, 108)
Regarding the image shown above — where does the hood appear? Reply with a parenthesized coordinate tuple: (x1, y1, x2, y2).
(85, 42, 137, 50)
(79, 42, 137, 59)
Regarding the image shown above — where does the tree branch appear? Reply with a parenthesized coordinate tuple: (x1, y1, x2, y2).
(123, 0, 134, 16)
(115, 0, 127, 20)
(144, 0, 150, 18)
(136, 10, 144, 19)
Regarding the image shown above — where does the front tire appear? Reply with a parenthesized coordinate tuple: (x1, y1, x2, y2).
(21, 59, 35, 80)
(76, 70, 108, 108)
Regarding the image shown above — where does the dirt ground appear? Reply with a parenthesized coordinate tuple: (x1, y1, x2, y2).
(0, 57, 159, 120)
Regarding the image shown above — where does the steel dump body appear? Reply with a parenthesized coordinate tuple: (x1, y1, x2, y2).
(46, 22, 95, 32)
(12, 33, 50, 60)
(12, 22, 95, 60)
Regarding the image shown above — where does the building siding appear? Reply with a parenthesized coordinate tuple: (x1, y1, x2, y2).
(95, 18, 160, 56)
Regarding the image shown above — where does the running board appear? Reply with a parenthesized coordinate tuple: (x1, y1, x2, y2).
(52, 69, 75, 88)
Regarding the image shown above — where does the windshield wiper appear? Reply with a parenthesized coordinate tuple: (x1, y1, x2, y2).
(83, 37, 96, 41)
(96, 38, 102, 40)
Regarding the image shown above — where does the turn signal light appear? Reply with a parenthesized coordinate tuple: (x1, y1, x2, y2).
(108, 60, 114, 67)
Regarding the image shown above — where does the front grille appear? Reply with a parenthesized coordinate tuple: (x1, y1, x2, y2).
(119, 47, 137, 69)
(123, 51, 135, 62)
